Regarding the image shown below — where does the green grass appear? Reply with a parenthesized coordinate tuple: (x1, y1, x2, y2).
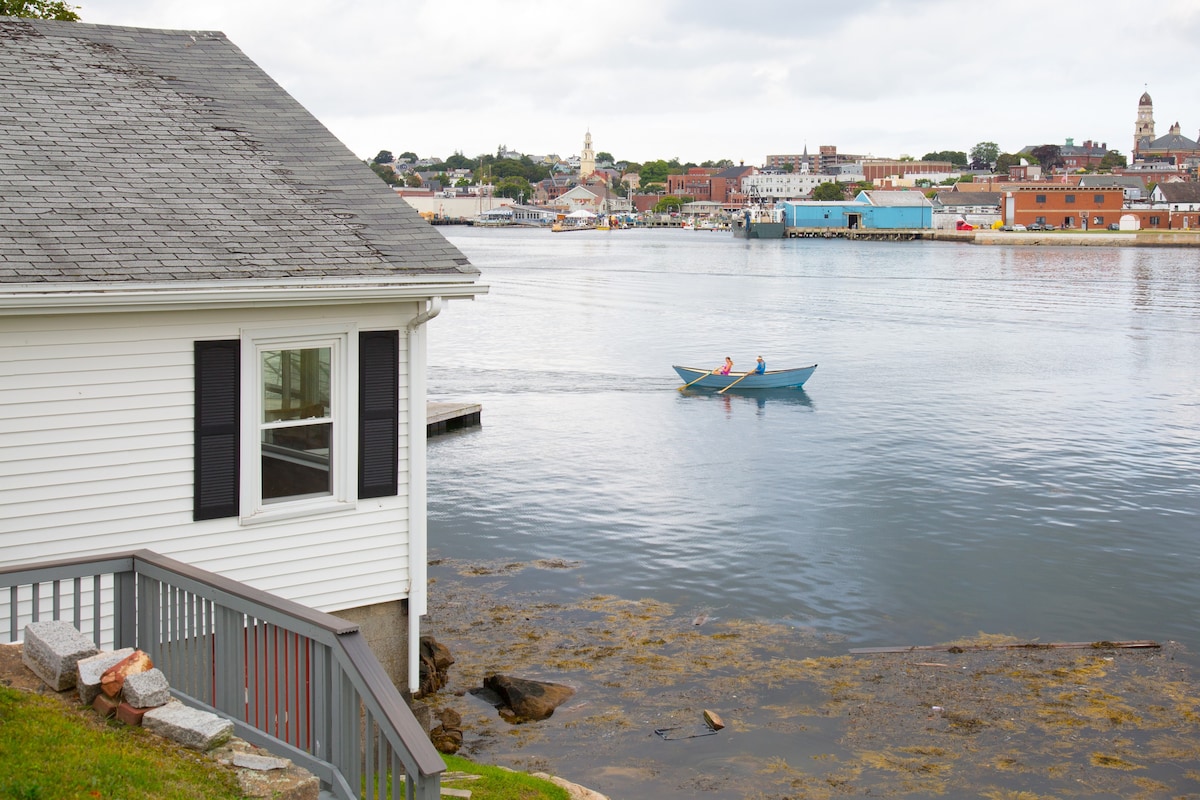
(0, 684, 244, 800)
(0, 685, 572, 800)
(442, 754, 572, 800)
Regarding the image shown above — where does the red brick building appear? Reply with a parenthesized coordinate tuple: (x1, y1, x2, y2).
(1007, 186, 1124, 229)
(666, 165, 756, 205)
(1060, 139, 1111, 170)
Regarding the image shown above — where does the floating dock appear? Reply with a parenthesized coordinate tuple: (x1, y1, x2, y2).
(786, 227, 937, 240)
(427, 401, 481, 437)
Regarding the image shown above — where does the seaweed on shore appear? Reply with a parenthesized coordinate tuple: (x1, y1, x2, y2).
(424, 559, 1200, 798)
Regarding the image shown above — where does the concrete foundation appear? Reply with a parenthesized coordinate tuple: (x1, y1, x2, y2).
(333, 600, 409, 691)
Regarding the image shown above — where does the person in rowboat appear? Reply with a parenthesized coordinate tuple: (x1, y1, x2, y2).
(717, 357, 733, 375)
(753, 356, 766, 375)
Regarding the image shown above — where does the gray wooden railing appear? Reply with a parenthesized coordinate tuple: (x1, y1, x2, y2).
(0, 550, 443, 800)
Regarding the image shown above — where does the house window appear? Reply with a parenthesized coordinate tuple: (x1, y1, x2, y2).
(260, 346, 333, 502)
(1035, 194, 1046, 204)
(1150, 216, 1161, 226)
(247, 330, 348, 518)
(1093, 195, 1104, 205)
(1065, 195, 1076, 203)
(1093, 216, 1103, 226)
(193, 328, 399, 522)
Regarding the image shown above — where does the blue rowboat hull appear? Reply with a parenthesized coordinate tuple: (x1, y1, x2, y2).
(673, 364, 817, 390)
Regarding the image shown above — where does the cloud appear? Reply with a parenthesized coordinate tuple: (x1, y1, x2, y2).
(78, 0, 1200, 164)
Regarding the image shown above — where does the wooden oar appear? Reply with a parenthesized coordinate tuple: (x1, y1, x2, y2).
(717, 371, 754, 394)
(678, 369, 717, 391)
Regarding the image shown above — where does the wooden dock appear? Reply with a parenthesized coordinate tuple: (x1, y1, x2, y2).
(427, 401, 481, 437)
(786, 227, 945, 240)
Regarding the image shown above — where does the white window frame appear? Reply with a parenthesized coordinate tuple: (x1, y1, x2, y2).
(240, 324, 357, 524)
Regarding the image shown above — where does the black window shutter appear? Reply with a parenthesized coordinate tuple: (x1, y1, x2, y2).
(359, 330, 399, 499)
(194, 340, 240, 520)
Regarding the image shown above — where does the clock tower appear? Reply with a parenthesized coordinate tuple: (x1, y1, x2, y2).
(1134, 91, 1155, 157)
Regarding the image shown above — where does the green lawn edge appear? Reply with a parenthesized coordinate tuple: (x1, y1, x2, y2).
(1, 684, 574, 800)
(443, 753, 572, 800)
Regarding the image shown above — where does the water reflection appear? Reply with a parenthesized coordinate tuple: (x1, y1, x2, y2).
(677, 386, 815, 413)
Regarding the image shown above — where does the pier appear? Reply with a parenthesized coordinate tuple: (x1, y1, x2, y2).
(784, 228, 1200, 246)
(785, 227, 947, 240)
(427, 401, 481, 437)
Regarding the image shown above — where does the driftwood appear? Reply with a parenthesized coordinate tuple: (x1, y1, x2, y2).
(849, 640, 1160, 655)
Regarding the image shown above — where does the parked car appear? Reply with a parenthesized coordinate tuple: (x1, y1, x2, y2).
(1029, 223, 1055, 231)
(1011, 224, 1027, 231)
(1108, 223, 1120, 230)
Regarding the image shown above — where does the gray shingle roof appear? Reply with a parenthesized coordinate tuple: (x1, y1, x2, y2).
(933, 191, 1001, 207)
(0, 18, 476, 284)
(1077, 176, 1144, 190)
(1143, 132, 1200, 152)
(1156, 183, 1200, 204)
(862, 190, 931, 207)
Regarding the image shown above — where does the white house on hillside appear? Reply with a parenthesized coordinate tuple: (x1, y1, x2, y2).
(0, 19, 486, 692)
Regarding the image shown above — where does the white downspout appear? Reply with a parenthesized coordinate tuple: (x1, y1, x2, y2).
(406, 296, 441, 693)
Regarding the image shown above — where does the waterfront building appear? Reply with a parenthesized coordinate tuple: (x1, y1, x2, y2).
(550, 184, 605, 214)
(1005, 186, 1124, 229)
(1150, 183, 1200, 229)
(476, 204, 558, 226)
(930, 191, 1002, 229)
(781, 190, 932, 230)
(0, 18, 485, 692)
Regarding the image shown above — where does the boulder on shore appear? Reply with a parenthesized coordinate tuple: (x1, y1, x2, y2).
(429, 708, 463, 754)
(418, 635, 455, 696)
(482, 674, 575, 723)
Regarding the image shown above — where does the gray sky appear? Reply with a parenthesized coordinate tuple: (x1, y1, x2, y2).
(80, 0, 1199, 166)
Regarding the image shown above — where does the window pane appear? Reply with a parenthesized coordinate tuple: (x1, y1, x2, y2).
(262, 423, 331, 501)
(263, 348, 330, 423)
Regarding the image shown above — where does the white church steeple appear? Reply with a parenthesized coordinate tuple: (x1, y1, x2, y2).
(580, 129, 595, 180)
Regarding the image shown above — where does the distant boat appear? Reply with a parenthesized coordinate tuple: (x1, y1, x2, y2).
(732, 206, 786, 239)
(673, 364, 817, 390)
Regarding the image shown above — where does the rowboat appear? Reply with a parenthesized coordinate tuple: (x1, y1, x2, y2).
(673, 364, 817, 390)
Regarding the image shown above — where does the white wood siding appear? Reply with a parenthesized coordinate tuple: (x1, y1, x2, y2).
(0, 302, 418, 614)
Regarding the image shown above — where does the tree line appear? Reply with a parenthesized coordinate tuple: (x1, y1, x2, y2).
(370, 138, 1131, 199)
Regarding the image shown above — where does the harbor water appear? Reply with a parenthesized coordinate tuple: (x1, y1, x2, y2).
(424, 226, 1200, 795)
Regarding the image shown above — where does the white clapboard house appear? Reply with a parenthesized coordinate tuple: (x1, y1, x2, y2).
(0, 18, 485, 692)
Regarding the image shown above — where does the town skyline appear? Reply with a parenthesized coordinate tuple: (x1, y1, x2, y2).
(79, 0, 1200, 167)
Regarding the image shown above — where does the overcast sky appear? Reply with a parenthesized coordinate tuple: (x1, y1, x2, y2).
(79, 0, 1199, 166)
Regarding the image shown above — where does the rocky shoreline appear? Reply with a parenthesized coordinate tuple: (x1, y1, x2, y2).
(421, 557, 1200, 799)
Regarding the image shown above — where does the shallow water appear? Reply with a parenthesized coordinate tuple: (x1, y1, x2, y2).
(425, 227, 1200, 795)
